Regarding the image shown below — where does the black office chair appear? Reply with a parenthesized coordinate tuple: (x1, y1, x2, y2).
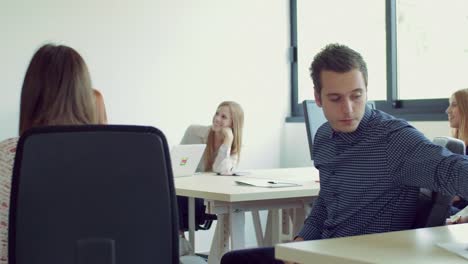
(412, 136, 466, 228)
(9, 125, 179, 264)
(412, 189, 453, 228)
(178, 197, 217, 231)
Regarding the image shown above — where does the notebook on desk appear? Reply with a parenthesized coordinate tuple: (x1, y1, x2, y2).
(170, 144, 206, 177)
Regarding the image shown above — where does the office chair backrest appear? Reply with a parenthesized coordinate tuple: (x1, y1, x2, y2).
(433, 136, 466, 155)
(9, 125, 179, 264)
(412, 136, 465, 228)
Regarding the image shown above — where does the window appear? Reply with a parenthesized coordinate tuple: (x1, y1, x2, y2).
(296, 0, 386, 103)
(397, 0, 468, 100)
(289, 0, 467, 121)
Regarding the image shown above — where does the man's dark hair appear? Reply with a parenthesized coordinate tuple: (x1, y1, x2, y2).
(310, 43, 368, 97)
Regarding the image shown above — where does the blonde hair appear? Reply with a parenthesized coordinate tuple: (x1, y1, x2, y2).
(204, 101, 244, 171)
(19, 44, 99, 135)
(451, 88, 468, 145)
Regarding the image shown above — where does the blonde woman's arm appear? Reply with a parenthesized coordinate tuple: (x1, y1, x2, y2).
(212, 144, 238, 174)
(213, 127, 238, 174)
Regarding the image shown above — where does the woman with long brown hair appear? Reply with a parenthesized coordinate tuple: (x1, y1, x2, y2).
(0, 43, 107, 263)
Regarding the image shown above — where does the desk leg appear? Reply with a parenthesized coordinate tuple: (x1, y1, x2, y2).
(292, 207, 306, 236)
(208, 214, 229, 264)
(264, 209, 280, 246)
(270, 209, 280, 244)
(264, 210, 272, 245)
(282, 209, 290, 235)
(230, 209, 245, 249)
(252, 210, 264, 246)
(188, 197, 195, 255)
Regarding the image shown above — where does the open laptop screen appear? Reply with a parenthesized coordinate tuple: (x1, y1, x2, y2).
(170, 144, 206, 177)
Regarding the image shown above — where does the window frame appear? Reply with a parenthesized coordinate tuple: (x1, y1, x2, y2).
(287, 0, 449, 123)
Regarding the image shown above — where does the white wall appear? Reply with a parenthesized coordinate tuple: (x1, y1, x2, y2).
(0, 0, 290, 170)
(0, 0, 290, 252)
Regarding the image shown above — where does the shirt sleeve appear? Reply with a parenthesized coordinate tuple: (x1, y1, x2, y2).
(212, 144, 238, 174)
(0, 138, 17, 264)
(296, 194, 326, 240)
(387, 125, 468, 199)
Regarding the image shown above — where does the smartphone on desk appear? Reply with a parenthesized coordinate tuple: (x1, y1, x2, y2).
(216, 171, 250, 176)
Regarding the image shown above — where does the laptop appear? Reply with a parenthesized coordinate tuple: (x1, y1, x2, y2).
(170, 144, 206, 177)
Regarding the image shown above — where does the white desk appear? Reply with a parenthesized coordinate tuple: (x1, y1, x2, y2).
(175, 167, 319, 264)
(275, 224, 468, 264)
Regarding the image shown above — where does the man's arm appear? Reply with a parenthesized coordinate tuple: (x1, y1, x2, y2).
(387, 126, 468, 198)
(296, 194, 327, 240)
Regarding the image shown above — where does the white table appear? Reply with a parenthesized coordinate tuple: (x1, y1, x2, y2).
(175, 167, 320, 264)
(275, 224, 468, 264)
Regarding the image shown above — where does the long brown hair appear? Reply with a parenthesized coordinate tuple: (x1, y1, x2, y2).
(451, 88, 468, 145)
(19, 44, 98, 135)
(204, 101, 244, 171)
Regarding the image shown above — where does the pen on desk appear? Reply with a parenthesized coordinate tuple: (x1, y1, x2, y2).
(267, 181, 299, 185)
(268, 181, 290, 184)
(267, 181, 318, 184)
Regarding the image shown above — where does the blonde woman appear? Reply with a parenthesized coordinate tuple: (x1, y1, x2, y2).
(181, 101, 243, 174)
(0, 44, 107, 263)
(447, 88, 468, 147)
(178, 101, 244, 255)
(446, 88, 468, 215)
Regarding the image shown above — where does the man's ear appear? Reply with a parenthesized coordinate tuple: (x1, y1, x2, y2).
(314, 90, 322, 107)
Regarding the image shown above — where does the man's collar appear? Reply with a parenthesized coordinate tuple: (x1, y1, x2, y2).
(331, 106, 373, 143)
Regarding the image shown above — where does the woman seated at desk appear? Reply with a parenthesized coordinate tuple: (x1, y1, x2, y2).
(445, 88, 468, 224)
(178, 101, 244, 256)
(446, 88, 468, 215)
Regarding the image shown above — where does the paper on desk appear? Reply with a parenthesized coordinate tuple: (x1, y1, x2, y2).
(235, 179, 301, 188)
(437, 242, 468, 260)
